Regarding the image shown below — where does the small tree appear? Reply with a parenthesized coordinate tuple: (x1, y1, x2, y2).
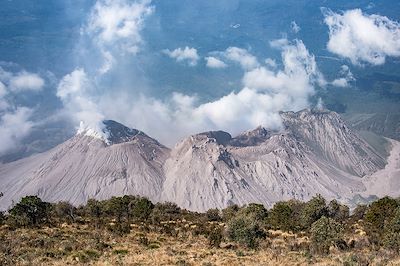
(85, 199, 104, 228)
(238, 203, 268, 223)
(104, 197, 127, 222)
(364, 196, 398, 246)
(227, 214, 266, 249)
(130, 197, 154, 221)
(383, 208, 400, 253)
(310, 216, 344, 255)
(9, 196, 51, 227)
(268, 201, 293, 231)
(301, 194, 328, 230)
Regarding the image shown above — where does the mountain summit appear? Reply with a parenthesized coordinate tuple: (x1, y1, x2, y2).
(0, 110, 399, 212)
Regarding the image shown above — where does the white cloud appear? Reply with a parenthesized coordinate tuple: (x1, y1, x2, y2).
(222, 47, 259, 70)
(323, 8, 400, 65)
(57, 69, 105, 134)
(291, 21, 301, 33)
(0, 68, 44, 154)
(86, 0, 154, 73)
(9, 71, 44, 92)
(94, 39, 322, 145)
(331, 65, 355, 87)
(0, 107, 34, 155)
(205, 56, 227, 69)
(164, 46, 200, 66)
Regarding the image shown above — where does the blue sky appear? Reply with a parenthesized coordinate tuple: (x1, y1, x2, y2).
(0, 0, 399, 156)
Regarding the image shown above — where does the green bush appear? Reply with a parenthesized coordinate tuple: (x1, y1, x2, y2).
(227, 214, 266, 249)
(364, 196, 398, 246)
(8, 196, 51, 227)
(206, 208, 221, 222)
(268, 201, 293, 231)
(310, 216, 344, 254)
(237, 203, 268, 223)
(328, 199, 349, 222)
(301, 195, 328, 230)
(107, 222, 131, 236)
(221, 204, 239, 222)
(103, 197, 127, 222)
(351, 204, 367, 221)
(130, 197, 154, 221)
(208, 226, 223, 248)
(150, 202, 181, 224)
(113, 249, 129, 255)
(383, 208, 400, 253)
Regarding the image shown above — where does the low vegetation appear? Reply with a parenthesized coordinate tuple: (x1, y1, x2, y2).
(1, 195, 400, 265)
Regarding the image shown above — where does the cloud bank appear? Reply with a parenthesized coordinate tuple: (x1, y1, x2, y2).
(0, 67, 44, 155)
(94, 39, 324, 145)
(55, 0, 328, 146)
(323, 8, 400, 65)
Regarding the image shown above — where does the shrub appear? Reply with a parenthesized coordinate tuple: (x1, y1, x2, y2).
(8, 196, 51, 227)
(328, 199, 349, 222)
(227, 214, 266, 249)
(73, 249, 100, 263)
(310, 216, 344, 254)
(222, 204, 239, 222)
(85, 199, 104, 228)
(0, 211, 4, 225)
(237, 203, 268, 223)
(364, 196, 398, 246)
(113, 249, 129, 256)
(53, 201, 76, 223)
(208, 226, 223, 248)
(130, 197, 154, 221)
(104, 197, 127, 222)
(383, 208, 400, 253)
(107, 222, 131, 236)
(301, 195, 328, 230)
(150, 202, 181, 224)
(206, 209, 221, 222)
(351, 204, 367, 221)
(268, 201, 293, 231)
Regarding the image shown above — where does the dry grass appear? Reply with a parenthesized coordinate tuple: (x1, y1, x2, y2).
(1, 223, 400, 266)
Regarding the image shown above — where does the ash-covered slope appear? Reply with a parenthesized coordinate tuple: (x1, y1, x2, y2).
(0, 120, 169, 210)
(0, 110, 394, 212)
(281, 110, 386, 176)
(161, 109, 386, 211)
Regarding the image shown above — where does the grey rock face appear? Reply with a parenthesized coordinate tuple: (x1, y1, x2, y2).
(0, 121, 169, 210)
(0, 110, 397, 212)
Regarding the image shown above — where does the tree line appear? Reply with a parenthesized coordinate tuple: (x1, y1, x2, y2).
(1, 194, 400, 255)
